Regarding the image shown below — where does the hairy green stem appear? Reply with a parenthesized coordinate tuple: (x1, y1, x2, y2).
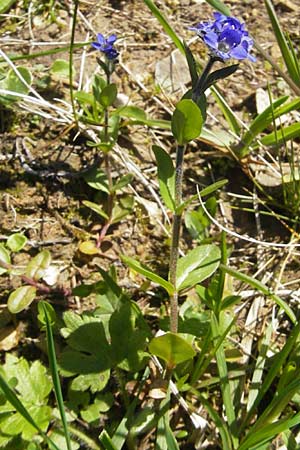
(97, 70, 114, 247)
(192, 56, 217, 102)
(168, 144, 186, 333)
(67, 424, 101, 450)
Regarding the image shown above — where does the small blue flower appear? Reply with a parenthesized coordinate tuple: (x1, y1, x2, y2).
(92, 33, 119, 60)
(189, 12, 255, 62)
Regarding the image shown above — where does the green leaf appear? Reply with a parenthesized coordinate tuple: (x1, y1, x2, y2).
(99, 83, 117, 108)
(153, 145, 175, 211)
(41, 301, 73, 450)
(0, 67, 32, 104)
(82, 200, 109, 220)
(6, 233, 27, 252)
(204, 0, 231, 16)
(143, 0, 185, 54)
(37, 301, 56, 326)
(202, 65, 239, 94)
(109, 302, 150, 371)
(183, 41, 198, 88)
(235, 96, 288, 157)
(25, 250, 51, 280)
(0, 0, 17, 13)
(121, 255, 175, 295)
(199, 179, 228, 197)
(7, 285, 37, 314)
(264, 0, 300, 86)
(213, 88, 241, 135)
(211, 313, 238, 445)
(48, 429, 80, 450)
(0, 243, 11, 275)
(3, 355, 52, 404)
(74, 90, 95, 106)
(83, 167, 109, 193)
(257, 122, 300, 147)
(149, 332, 196, 367)
(111, 195, 134, 224)
(0, 355, 58, 449)
(111, 173, 133, 192)
(99, 430, 119, 450)
(113, 105, 147, 121)
(176, 244, 221, 291)
(220, 264, 296, 323)
(171, 99, 203, 144)
(70, 371, 110, 393)
(51, 59, 73, 78)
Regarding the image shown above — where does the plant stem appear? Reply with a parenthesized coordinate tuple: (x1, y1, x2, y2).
(96, 69, 115, 247)
(168, 144, 186, 333)
(69, 0, 79, 125)
(67, 424, 102, 450)
(192, 56, 217, 102)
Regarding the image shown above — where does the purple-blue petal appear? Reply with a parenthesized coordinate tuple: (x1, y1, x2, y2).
(229, 45, 249, 59)
(203, 31, 219, 49)
(107, 34, 117, 44)
(96, 33, 105, 45)
(219, 29, 242, 47)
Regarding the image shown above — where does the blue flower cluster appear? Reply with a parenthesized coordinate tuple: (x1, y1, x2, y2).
(190, 12, 255, 62)
(92, 33, 119, 60)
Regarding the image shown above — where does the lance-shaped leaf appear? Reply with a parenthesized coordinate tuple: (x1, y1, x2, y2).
(200, 64, 239, 94)
(122, 255, 175, 295)
(176, 244, 221, 291)
(183, 41, 198, 88)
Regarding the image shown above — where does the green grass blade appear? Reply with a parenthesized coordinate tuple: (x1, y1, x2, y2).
(257, 122, 300, 148)
(143, 0, 185, 54)
(247, 321, 273, 412)
(212, 88, 241, 135)
(241, 320, 300, 432)
(0, 42, 89, 63)
(211, 313, 238, 448)
(235, 96, 288, 157)
(250, 376, 300, 433)
(99, 430, 119, 450)
(191, 389, 233, 450)
(204, 0, 231, 16)
(286, 33, 300, 82)
(220, 264, 296, 323)
(264, 0, 300, 86)
(238, 412, 300, 450)
(41, 301, 72, 450)
(0, 373, 60, 450)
